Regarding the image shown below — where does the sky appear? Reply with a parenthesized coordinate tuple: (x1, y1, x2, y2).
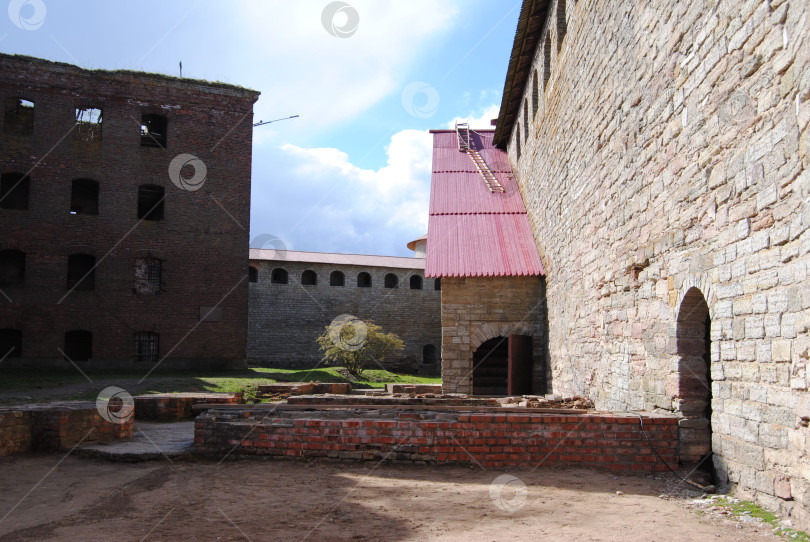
(2, 0, 521, 257)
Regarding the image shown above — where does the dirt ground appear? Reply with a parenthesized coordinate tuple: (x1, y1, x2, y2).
(0, 454, 784, 542)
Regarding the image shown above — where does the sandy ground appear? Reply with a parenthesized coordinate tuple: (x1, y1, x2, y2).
(0, 454, 783, 542)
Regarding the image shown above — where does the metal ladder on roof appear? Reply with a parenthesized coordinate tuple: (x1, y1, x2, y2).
(455, 121, 505, 193)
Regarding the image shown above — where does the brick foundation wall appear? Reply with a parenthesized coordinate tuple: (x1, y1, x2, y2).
(195, 408, 678, 471)
(248, 260, 441, 373)
(441, 276, 547, 394)
(500, 0, 810, 528)
(0, 402, 133, 455)
(0, 410, 32, 456)
(134, 392, 243, 421)
(0, 54, 258, 370)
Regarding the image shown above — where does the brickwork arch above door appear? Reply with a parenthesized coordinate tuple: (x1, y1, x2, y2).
(470, 322, 533, 350)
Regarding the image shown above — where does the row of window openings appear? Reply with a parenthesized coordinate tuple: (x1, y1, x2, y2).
(0, 329, 160, 363)
(250, 268, 440, 291)
(516, 0, 569, 157)
(0, 251, 163, 294)
(0, 174, 166, 220)
(4, 98, 168, 148)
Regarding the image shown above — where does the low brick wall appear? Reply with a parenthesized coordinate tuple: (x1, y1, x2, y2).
(195, 408, 678, 471)
(134, 392, 243, 421)
(0, 402, 133, 455)
(0, 410, 32, 456)
(256, 383, 351, 398)
(386, 384, 443, 394)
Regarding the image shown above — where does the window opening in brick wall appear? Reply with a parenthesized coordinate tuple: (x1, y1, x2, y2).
(134, 331, 159, 363)
(67, 253, 95, 291)
(384, 273, 398, 288)
(70, 179, 99, 215)
(64, 330, 92, 361)
(140, 114, 168, 148)
(4, 98, 34, 136)
(75, 107, 102, 142)
(135, 257, 162, 294)
(0, 328, 22, 357)
(330, 270, 345, 286)
(137, 185, 165, 221)
(357, 272, 371, 288)
(409, 275, 423, 290)
(0, 249, 25, 288)
(271, 268, 288, 284)
(0, 173, 30, 210)
(248, 266, 258, 283)
(301, 270, 317, 285)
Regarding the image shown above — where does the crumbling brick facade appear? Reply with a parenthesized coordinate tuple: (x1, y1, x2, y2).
(495, 0, 810, 528)
(0, 54, 258, 370)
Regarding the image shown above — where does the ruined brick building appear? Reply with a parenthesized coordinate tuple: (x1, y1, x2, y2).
(0, 54, 259, 370)
(248, 240, 441, 374)
(427, 0, 808, 529)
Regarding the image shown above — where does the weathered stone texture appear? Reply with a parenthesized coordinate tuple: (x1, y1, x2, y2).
(506, 0, 809, 529)
(248, 260, 441, 373)
(441, 276, 547, 394)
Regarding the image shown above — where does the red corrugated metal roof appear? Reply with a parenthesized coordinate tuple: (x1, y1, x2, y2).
(425, 129, 544, 278)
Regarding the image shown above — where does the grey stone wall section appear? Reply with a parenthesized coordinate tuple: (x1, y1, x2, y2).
(441, 276, 548, 394)
(504, 0, 809, 529)
(248, 261, 441, 374)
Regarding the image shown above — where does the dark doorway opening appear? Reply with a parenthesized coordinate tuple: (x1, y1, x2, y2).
(64, 330, 92, 361)
(675, 287, 715, 483)
(473, 337, 508, 395)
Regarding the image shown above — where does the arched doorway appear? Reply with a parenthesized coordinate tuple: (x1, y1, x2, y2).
(675, 287, 714, 480)
(473, 337, 508, 395)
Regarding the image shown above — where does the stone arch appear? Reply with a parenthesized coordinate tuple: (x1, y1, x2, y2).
(470, 322, 533, 351)
(673, 286, 715, 478)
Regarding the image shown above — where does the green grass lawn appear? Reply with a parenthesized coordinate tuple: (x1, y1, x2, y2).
(0, 366, 441, 405)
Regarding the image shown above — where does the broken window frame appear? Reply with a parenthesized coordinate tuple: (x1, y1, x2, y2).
(74, 107, 103, 142)
(140, 114, 168, 148)
(3, 97, 34, 136)
(134, 257, 163, 295)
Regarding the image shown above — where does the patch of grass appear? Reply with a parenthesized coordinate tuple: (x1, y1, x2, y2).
(0, 366, 441, 405)
(714, 497, 810, 541)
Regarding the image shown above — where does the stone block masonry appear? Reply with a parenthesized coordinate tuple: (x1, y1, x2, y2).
(195, 407, 678, 471)
(248, 259, 441, 373)
(498, 0, 810, 529)
(441, 275, 548, 394)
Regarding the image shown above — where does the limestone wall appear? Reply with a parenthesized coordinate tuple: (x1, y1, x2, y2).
(248, 260, 441, 374)
(504, 0, 809, 527)
(441, 276, 548, 394)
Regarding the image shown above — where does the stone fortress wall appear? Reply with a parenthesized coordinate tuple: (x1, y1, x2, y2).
(499, 0, 810, 528)
(248, 253, 441, 374)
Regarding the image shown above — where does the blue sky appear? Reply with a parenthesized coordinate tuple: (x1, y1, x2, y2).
(2, 0, 520, 256)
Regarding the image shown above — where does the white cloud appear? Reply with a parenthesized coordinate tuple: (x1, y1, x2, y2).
(234, 1, 460, 137)
(445, 103, 501, 130)
(251, 128, 432, 255)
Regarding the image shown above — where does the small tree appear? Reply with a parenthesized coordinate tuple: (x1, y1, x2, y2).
(317, 317, 404, 379)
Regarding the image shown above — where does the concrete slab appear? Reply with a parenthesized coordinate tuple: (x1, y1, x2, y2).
(75, 421, 194, 462)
